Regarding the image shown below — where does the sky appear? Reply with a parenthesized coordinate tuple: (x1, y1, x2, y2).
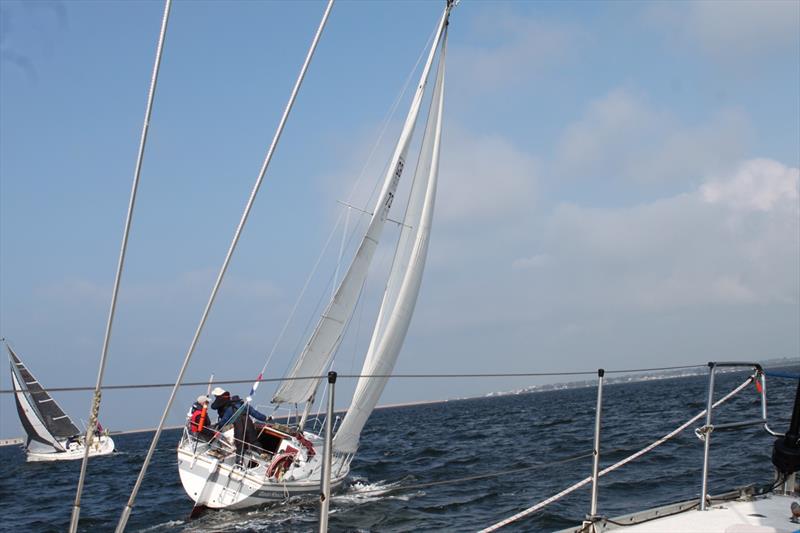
(0, 0, 798, 438)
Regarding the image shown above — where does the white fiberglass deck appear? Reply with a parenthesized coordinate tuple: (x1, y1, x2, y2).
(570, 493, 800, 533)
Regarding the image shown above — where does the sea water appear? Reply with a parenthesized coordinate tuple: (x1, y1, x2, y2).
(0, 369, 797, 532)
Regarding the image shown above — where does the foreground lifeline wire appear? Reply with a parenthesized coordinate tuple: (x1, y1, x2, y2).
(0, 364, 712, 394)
(478, 375, 756, 532)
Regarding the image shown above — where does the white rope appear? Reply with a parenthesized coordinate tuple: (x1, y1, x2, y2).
(69, 2, 172, 532)
(479, 375, 756, 533)
(114, 3, 335, 531)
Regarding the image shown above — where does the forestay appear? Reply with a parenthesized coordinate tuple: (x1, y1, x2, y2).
(272, 8, 452, 406)
(333, 28, 448, 454)
(8, 346, 80, 452)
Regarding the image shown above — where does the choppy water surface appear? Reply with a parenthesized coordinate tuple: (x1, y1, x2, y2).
(1, 369, 797, 532)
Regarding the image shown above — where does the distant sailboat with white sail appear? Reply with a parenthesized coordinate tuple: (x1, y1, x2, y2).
(177, 1, 453, 510)
(7, 344, 114, 462)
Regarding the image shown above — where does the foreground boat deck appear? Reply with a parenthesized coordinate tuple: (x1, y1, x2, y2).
(558, 492, 800, 533)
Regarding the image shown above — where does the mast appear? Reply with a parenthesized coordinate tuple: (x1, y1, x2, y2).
(271, 3, 453, 406)
(333, 19, 449, 454)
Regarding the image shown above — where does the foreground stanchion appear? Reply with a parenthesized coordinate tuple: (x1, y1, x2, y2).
(479, 375, 755, 532)
(320, 371, 336, 532)
(584, 368, 604, 530)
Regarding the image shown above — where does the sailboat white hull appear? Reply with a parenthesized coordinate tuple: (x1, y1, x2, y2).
(26, 435, 115, 462)
(177, 428, 349, 509)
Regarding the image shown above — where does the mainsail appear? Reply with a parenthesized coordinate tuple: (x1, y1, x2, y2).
(334, 28, 447, 454)
(272, 8, 452, 405)
(8, 345, 81, 452)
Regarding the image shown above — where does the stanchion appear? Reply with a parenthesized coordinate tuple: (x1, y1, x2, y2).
(583, 368, 604, 531)
(319, 371, 336, 532)
(700, 362, 716, 510)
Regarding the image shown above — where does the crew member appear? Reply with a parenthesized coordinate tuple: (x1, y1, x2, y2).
(210, 387, 269, 463)
(188, 395, 214, 441)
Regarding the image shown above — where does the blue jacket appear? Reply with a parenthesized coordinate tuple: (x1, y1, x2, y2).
(215, 396, 268, 428)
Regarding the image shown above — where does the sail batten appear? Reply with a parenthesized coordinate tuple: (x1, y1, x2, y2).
(271, 8, 452, 406)
(333, 27, 448, 454)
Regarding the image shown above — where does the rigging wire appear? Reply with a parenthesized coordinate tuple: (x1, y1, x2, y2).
(1, 363, 756, 394)
(113, 2, 335, 531)
(68, 1, 172, 531)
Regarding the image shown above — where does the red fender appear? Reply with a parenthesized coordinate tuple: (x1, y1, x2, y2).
(267, 451, 296, 479)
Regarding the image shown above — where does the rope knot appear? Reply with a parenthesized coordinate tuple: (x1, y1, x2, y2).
(695, 424, 714, 442)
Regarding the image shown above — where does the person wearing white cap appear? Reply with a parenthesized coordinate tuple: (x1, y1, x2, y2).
(210, 387, 269, 464)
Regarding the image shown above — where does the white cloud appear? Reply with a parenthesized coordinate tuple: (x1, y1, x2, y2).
(701, 158, 799, 212)
(450, 10, 580, 93)
(511, 254, 551, 271)
(555, 88, 750, 184)
(437, 126, 538, 224)
(415, 157, 798, 346)
(540, 158, 799, 311)
(686, 1, 800, 62)
(645, 1, 800, 65)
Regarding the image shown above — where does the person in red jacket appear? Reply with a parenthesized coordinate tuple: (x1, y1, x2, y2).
(188, 395, 214, 441)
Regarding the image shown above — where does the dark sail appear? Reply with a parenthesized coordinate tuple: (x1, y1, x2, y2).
(8, 346, 81, 439)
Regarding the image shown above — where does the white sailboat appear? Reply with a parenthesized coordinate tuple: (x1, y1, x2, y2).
(7, 344, 115, 462)
(177, 1, 453, 510)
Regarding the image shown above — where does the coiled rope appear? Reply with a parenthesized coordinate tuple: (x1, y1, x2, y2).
(479, 374, 756, 532)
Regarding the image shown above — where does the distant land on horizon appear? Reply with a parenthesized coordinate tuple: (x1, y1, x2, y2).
(480, 357, 799, 399)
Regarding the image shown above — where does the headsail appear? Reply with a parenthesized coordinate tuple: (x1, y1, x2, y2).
(272, 7, 452, 405)
(8, 345, 81, 452)
(333, 26, 448, 454)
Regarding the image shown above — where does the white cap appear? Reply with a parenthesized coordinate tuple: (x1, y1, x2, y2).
(211, 386, 227, 397)
(196, 394, 209, 404)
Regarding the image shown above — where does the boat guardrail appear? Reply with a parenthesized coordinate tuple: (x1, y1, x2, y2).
(483, 362, 789, 532)
(698, 362, 778, 511)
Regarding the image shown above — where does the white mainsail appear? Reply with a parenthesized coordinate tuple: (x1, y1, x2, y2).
(272, 9, 451, 405)
(333, 29, 447, 454)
